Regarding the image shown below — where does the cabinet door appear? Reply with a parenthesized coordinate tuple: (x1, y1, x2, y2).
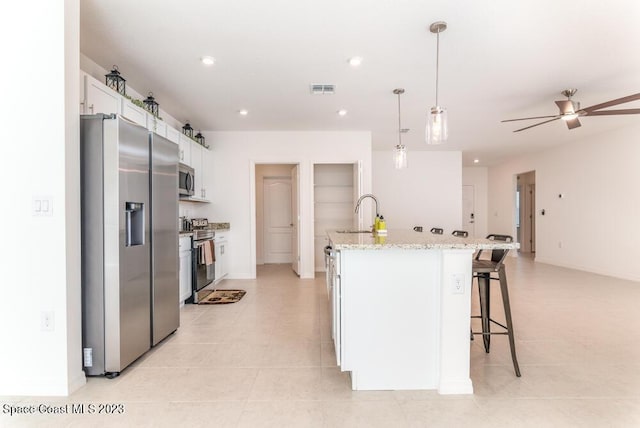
(84, 75, 120, 115)
(179, 237, 192, 303)
(191, 142, 203, 197)
(220, 242, 228, 278)
(191, 142, 210, 200)
(121, 100, 147, 127)
(178, 134, 192, 166)
(166, 126, 180, 144)
(214, 241, 222, 281)
(147, 114, 167, 137)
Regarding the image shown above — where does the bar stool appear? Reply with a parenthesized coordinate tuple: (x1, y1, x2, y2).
(430, 227, 443, 235)
(471, 234, 521, 377)
(452, 230, 468, 237)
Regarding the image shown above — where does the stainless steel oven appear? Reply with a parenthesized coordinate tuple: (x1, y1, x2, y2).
(191, 229, 215, 302)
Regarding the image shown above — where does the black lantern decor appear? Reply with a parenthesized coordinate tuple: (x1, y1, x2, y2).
(182, 122, 194, 138)
(195, 131, 205, 146)
(143, 92, 159, 116)
(105, 65, 126, 95)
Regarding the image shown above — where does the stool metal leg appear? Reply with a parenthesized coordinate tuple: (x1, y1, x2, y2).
(477, 272, 491, 353)
(498, 265, 521, 377)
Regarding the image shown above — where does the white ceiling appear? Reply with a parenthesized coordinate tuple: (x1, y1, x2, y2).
(80, 0, 640, 166)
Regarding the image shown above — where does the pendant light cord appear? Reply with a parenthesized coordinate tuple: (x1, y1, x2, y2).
(397, 92, 402, 146)
(435, 30, 440, 106)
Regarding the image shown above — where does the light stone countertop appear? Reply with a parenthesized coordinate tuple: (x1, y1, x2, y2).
(208, 222, 230, 230)
(327, 229, 519, 251)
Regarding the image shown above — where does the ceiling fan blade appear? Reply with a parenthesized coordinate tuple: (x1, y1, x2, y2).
(582, 93, 640, 112)
(555, 100, 575, 114)
(584, 108, 640, 116)
(512, 117, 561, 132)
(565, 117, 581, 130)
(501, 115, 559, 123)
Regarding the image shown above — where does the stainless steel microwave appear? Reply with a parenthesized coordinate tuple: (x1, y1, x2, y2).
(178, 163, 195, 196)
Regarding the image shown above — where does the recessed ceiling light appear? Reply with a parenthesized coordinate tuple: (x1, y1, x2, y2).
(473, 159, 480, 164)
(201, 56, 215, 66)
(238, 109, 248, 116)
(348, 56, 363, 67)
(337, 109, 348, 116)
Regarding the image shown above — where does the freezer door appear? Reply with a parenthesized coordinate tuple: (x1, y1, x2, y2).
(108, 115, 152, 372)
(150, 132, 180, 346)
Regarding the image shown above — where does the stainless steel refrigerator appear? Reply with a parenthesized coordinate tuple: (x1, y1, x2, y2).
(80, 114, 179, 377)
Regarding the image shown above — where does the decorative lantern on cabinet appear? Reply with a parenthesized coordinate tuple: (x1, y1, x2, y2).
(182, 122, 194, 138)
(143, 92, 159, 116)
(195, 131, 206, 146)
(105, 65, 126, 95)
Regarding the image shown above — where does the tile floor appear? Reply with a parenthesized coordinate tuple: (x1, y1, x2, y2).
(2, 257, 640, 427)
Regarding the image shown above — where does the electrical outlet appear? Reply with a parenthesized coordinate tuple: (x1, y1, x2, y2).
(41, 311, 55, 331)
(558, 241, 562, 249)
(451, 273, 465, 294)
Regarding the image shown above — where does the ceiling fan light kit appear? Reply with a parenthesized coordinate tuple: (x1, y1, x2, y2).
(393, 88, 408, 169)
(426, 21, 448, 145)
(502, 88, 640, 132)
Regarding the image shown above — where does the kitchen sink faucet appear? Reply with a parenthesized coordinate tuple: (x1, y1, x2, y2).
(355, 194, 379, 216)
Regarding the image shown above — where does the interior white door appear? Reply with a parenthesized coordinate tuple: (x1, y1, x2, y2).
(263, 177, 293, 263)
(462, 185, 475, 237)
(291, 165, 300, 275)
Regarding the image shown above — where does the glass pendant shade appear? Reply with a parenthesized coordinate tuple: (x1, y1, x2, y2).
(394, 144, 407, 169)
(426, 106, 448, 145)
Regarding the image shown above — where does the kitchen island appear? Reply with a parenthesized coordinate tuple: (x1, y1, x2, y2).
(326, 230, 518, 394)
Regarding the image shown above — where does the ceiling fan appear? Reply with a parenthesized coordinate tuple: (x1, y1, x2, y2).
(502, 89, 640, 132)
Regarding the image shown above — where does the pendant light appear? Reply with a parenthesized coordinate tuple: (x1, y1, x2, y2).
(426, 21, 448, 145)
(393, 88, 407, 169)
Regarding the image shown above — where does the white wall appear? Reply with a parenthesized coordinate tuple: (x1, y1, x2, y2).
(202, 131, 372, 279)
(372, 151, 462, 233)
(488, 123, 640, 281)
(0, 0, 85, 395)
(462, 167, 488, 239)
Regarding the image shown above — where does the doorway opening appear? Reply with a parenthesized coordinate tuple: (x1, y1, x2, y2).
(255, 164, 300, 277)
(516, 171, 536, 255)
(313, 163, 362, 272)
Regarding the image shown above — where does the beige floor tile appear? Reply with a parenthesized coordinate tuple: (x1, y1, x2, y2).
(237, 400, 324, 428)
(41, 261, 640, 426)
(322, 400, 409, 428)
(248, 368, 323, 401)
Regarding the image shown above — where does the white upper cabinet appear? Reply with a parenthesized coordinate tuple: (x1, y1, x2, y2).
(121, 99, 147, 127)
(147, 115, 167, 137)
(190, 141, 210, 200)
(178, 134, 192, 166)
(83, 74, 120, 115)
(166, 126, 180, 144)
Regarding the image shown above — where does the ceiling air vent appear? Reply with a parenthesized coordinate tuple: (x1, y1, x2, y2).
(310, 84, 335, 95)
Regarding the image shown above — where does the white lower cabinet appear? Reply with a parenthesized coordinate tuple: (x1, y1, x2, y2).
(214, 231, 229, 284)
(179, 236, 193, 304)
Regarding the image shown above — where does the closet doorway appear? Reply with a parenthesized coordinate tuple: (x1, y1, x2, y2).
(516, 171, 536, 254)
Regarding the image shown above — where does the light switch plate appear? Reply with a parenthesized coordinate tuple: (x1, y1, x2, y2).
(451, 273, 465, 294)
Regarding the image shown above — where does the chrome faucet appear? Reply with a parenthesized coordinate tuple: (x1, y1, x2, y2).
(355, 194, 379, 216)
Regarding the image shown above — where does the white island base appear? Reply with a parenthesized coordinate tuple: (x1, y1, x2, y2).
(328, 230, 517, 394)
(338, 248, 474, 394)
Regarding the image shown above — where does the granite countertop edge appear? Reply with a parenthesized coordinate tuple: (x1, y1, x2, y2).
(327, 230, 519, 251)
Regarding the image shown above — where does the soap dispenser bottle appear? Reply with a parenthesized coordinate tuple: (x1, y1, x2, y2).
(374, 214, 380, 231)
(378, 215, 386, 231)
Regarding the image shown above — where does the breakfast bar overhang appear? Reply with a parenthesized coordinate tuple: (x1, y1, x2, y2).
(326, 230, 518, 394)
